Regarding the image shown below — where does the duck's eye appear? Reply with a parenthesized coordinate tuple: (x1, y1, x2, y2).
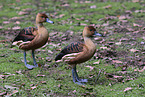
(41, 16, 44, 18)
(90, 29, 92, 31)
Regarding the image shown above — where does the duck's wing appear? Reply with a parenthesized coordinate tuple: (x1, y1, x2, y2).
(12, 27, 38, 42)
(55, 42, 84, 61)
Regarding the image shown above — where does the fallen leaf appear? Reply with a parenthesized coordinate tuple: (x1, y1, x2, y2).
(18, 11, 29, 15)
(61, 4, 70, 7)
(31, 86, 37, 90)
(73, 90, 77, 93)
(16, 70, 22, 74)
(12, 26, 21, 30)
(37, 74, 45, 77)
(103, 5, 112, 9)
(133, 23, 142, 27)
(40, 81, 46, 84)
(48, 50, 53, 54)
(113, 75, 123, 78)
(93, 60, 100, 65)
(85, 66, 94, 71)
(130, 49, 139, 53)
(124, 87, 132, 92)
(118, 15, 126, 20)
(115, 42, 122, 45)
(134, 66, 145, 72)
(132, 0, 140, 2)
(112, 60, 123, 64)
(100, 46, 110, 50)
(4, 85, 19, 89)
(0, 26, 3, 29)
(0, 92, 7, 96)
(3, 21, 10, 24)
(58, 14, 65, 18)
(94, 37, 103, 41)
(90, 5, 96, 9)
(0, 75, 4, 79)
(14, 21, 20, 24)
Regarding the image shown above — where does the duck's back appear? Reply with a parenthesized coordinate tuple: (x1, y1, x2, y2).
(55, 42, 84, 61)
(12, 27, 38, 42)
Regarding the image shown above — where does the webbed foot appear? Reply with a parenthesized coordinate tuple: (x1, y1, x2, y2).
(25, 64, 37, 69)
(77, 79, 88, 83)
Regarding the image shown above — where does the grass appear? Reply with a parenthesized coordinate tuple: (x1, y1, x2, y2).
(0, 0, 145, 96)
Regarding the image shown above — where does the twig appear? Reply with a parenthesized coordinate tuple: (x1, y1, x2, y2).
(95, 69, 102, 83)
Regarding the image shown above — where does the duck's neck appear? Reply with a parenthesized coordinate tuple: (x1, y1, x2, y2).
(36, 22, 44, 28)
(84, 37, 95, 49)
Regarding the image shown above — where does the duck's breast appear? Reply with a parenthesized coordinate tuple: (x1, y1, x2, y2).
(19, 27, 49, 50)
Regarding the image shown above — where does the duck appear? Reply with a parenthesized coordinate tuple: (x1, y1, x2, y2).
(55, 26, 103, 85)
(11, 13, 54, 69)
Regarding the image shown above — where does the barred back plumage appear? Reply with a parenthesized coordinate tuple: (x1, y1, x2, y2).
(12, 27, 37, 42)
(55, 42, 83, 61)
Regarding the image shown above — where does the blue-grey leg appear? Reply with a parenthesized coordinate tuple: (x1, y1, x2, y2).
(23, 51, 36, 69)
(72, 66, 88, 85)
(32, 50, 38, 67)
(73, 66, 88, 83)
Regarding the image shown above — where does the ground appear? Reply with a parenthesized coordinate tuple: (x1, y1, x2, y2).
(0, 0, 145, 96)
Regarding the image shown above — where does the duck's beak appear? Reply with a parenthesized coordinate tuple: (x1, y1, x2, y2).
(46, 18, 54, 24)
(94, 31, 103, 37)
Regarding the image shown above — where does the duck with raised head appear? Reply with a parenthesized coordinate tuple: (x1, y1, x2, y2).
(11, 13, 53, 69)
(55, 26, 103, 85)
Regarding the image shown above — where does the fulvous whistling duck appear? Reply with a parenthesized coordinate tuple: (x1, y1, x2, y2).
(55, 26, 103, 85)
(11, 13, 53, 69)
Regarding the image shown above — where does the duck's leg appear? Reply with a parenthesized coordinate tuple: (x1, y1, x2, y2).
(73, 66, 88, 83)
(32, 50, 38, 67)
(23, 51, 36, 69)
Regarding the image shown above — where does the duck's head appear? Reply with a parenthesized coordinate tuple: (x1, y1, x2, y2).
(83, 26, 103, 37)
(36, 13, 54, 24)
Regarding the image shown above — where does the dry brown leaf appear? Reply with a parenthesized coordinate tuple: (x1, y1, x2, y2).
(133, 23, 142, 27)
(93, 60, 100, 65)
(85, 66, 94, 71)
(132, 0, 140, 2)
(124, 87, 132, 92)
(134, 66, 145, 72)
(115, 42, 122, 45)
(15, 21, 20, 24)
(0, 92, 7, 96)
(0, 26, 3, 29)
(37, 74, 45, 77)
(112, 60, 123, 64)
(3, 21, 10, 24)
(18, 11, 29, 15)
(0, 75, 4, 79)
(130, 49, 139, 53)
(94, 37, 103, 41)
(61, 4, 70, 7)
(12, 26, 21, 30)
(118, 16, 126, 20)
(40, 81, 46, 84)
(31, 86, 37, 90)
(103, 5, 112, 9)
(90, 5, 96, 9)
(59, 14, 65, 18)
(113, 75, 123, 78)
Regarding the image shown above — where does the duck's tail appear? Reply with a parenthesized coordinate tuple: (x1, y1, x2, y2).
(55, 52, 65, 61)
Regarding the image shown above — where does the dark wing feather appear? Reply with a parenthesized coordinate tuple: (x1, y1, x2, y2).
(12, 27, 38, 42)
(55, 42, 84, 61)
